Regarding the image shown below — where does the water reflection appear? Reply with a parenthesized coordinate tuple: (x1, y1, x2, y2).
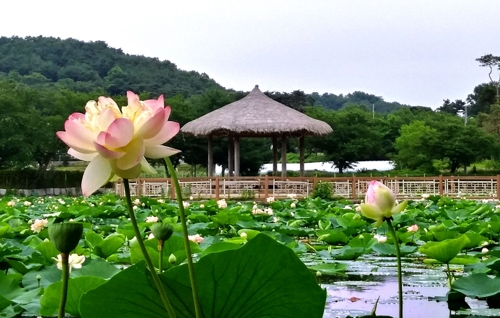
(303, 253, 499, 317)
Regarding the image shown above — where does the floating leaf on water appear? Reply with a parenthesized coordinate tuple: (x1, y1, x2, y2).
(419, 235, 470, 264)
(452, 273, 500, 298)
(308, 263, 348, 275)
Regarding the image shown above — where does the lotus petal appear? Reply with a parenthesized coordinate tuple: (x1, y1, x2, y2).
(82, 156, 113, 196)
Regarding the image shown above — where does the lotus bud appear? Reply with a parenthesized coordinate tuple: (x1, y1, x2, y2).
(151, 223, 174, 242)
(316, 271, 322, 277)
(360, 180, 407, 226)
(151, 223, 174, 252)
(168, 253, 177, 265)
(49, 223, 83, 254)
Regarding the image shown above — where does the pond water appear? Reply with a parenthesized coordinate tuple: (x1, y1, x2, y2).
(300, 253, 500, 318)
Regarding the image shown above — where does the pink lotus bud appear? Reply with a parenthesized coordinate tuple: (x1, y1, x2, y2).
(360, 180, 407, 226)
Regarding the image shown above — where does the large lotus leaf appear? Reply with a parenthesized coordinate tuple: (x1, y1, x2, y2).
(22, 258, 119, 289)
(452, 273, 500, 298)
(80, 234, 326, 318)
(0, 222, 11, 238)
(446, 209, 470, 221)
(96, 233, 125, 259)
(433, 230, 460, 241)
(0, 272, 23, 301)
(348, 234, 376, 250)
(35, 241, 59, 264)
(335, 213, 367, 229)
(463, 231, 488, 249)
(200, 241, 242, 257)
(372, 243, 417, 256)
(419, 235, 469, 264)
(316, 229, 348, 245)
(40, 276, 106, 317)
(130, 235, 202, 270)
(423, 255, 480, 265)
(308, 263, 348, 275)
(330, 246, 365, 260)
(0, 295, 10, 311)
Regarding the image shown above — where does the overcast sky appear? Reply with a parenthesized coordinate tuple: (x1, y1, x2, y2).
(3, 1, 500, 108)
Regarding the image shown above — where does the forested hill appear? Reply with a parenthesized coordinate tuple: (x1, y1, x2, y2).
(0, 36, 223, 98)
(0, 36, 410, 113)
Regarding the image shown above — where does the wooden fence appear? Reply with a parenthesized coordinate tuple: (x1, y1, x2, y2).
(114, 175, 500, 201)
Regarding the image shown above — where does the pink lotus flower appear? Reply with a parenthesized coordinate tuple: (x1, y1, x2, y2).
(57, 92, 180, 196)
(407, 224, 419, 232)
(188, 234, 204, 244)
(31, 219, 48, 233)
(360, 180, 407, 226)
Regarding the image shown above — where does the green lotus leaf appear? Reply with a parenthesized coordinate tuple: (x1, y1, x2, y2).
(372, 243, 418, 256)
(419, 235, 470, 264)
(452, 273, 500, 298)
(308, 263, 348, 275)
(40, 276, 106, 317)
(80, 234, 326, 318)
(316, 229, 348, 245)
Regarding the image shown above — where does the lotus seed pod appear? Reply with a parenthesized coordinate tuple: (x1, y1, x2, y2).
(151, 223, 174, 241)
(49, 223, 83, 253)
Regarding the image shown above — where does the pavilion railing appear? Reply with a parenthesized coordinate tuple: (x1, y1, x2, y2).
(114, 175, 500, 201)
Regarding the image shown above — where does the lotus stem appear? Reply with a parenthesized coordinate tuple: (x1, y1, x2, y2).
(158, 240, 164, 273)
(446, 263, 453, 288)
(165, 157, 202, 318)
(123, 179, 176, 318)
(58, 253, 69, 318)
(387, 218, 403, 318)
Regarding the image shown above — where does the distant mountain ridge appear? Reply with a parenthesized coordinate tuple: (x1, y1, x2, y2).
(0, 36, 411, 113)
(0, 36, 223, 98)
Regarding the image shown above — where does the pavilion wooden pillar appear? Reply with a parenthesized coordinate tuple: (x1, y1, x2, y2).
(299, 136, 305, 177)
(234, 136, 240, 176)
(228, 136, 234, 177)
(272, 136, 278, 176)
(281, 136, 287, 178)
(207, 135, 214, 176)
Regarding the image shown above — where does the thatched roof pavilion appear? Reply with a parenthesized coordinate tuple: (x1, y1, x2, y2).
(181, 85, 332, 177)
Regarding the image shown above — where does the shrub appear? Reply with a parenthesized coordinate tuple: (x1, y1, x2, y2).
(312, 181, 333, 200)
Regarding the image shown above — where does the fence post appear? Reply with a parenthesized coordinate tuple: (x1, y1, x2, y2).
(170, 178, 175, 200)
(137, 178, 142, 197)
(497, 175, 500, 200)
(439, 175, 443, 196)
(351, 176, 357, 200)
(215, 177, 220, 200)
(264, 175, 269, 199)
(312, 176, 317, 191)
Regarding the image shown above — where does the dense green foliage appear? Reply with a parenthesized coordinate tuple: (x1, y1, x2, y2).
(0, 36, 222, 97)
(1, 36, 500, 180)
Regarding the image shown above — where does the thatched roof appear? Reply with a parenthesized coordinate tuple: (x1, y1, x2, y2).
(181, 85, 333, 137)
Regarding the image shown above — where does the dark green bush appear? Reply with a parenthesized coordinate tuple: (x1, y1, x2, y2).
(311, 181, 333, 200)
(0, 169, 84, 189)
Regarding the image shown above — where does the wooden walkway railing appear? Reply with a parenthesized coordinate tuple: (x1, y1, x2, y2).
(114, 175, 500, 201)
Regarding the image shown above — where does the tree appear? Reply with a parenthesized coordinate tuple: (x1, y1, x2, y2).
(437, 99, 465, 115)
(393, 121, 438, 172)
(305, 106, 383, 173)
(476, 54, 500, 102)
(477, 102, 500, 142)
(467, 83, 497, 116)
(434, 123, 497, 173)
